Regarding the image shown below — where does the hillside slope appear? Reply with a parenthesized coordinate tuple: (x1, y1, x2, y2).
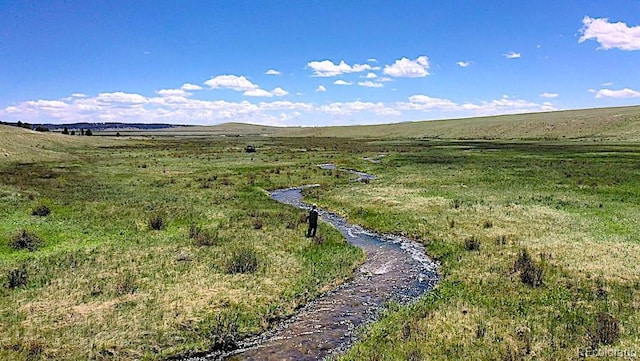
(0, 125, 121, 163)
(278, 106, 640, 140)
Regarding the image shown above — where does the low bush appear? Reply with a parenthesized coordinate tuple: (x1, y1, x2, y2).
(590, 312, 620, 347)
(148, 215, 165, 230)
(464, 236, 480, 251)
(31, 205, 50, 217)
(514, 249, 543, 287)
(190, 225, 217, 246)
(5, 266, 28, 289)
(9, 230, 43, 252)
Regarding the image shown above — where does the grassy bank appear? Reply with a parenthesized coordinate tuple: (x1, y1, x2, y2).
(316, 140, 640, 360)
(0, 134, 365, 360)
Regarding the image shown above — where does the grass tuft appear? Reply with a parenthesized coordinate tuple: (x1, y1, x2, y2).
(9, 230, 43, 252)
(224, 247, 259, 274)
(464, 236, 480, 251)
(514, 249, 543, 287)
(5, 266, 28, 289)
(148, 215, 165, 230)
(31, 205, 51, 217)
(590, 312, 620, 347)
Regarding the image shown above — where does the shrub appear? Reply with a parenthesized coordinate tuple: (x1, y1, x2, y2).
(464, 236, 480, 251)
(483, 220, 493, 228)
(252, 218, 263, 230)
(591, 312, 619, 347)
(5, 266, 28, 289)
(148, 215, 165, 230)
(225, 248, 259, 274)
(205, 312, 240, 351)
(9, 230, 43, 251)
(451, 199, 462, 209)
(31, 205, 50, 217)
(514, 249, 543, 287)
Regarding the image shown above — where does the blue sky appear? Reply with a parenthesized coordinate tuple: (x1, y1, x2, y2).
(1, 1, 639, 126)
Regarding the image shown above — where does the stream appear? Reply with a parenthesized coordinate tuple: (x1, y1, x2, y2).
(183, 165, 439, 360)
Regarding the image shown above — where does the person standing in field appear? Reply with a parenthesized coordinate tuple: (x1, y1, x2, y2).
(306, 204, 319, 238)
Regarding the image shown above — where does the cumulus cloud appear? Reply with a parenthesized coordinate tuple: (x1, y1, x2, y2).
(204, 75, 258, 91)
(367, 58, 378, 63)
(306, 60, 373, 77)
(457, 61, 472, 68)
(265, 69, 281, 75)
(383, 56, 430, 78)
(579, 16, 640, 50)
(319, 101, 401, 116)
(96, 92, 147, 104)
(316, 85, 327, 92)
(181, 83, 203, 91)
(396, 94, 555, 115)
(358, 81, 383, 88)
(539, 92, 559, 98)
(243, 89, 274, 97)
(364, 72, 378, 79)
(595, 88, 640, 98)
(156, 89, 190, 97)
(333, 80, 352, 85)
(504, 51, 521, 59)
(271, 87, 289, 96)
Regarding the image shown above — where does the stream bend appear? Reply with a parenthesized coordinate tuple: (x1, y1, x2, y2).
(184, 166, 439, 361)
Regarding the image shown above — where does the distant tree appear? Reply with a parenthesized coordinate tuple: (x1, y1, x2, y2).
(62, 127, 69, 135)
(70, 130, 76, 135)
(80, 129, 85, 136)
(116, 132, 121, 137)
(85, 129, 93, 136)
(34, 125, 49, 132)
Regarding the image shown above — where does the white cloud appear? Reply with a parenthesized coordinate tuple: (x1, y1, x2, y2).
(358, 81, 383, 88)
(265, 69, 281, 75)
(602, 82, 614, 86)
(306, 60, 373, 77)
(316, 85, 327, 92)
(271, 87, 289, 96)
(404, 95, 458, 110)
(367, 58, 378, 63)
(204, 75, 259, 91)
(595, 88, 640, 98)
(333, 80, 352, 85)
(319, 101, 400, 116)
(539, 92, 559, 98)
(71, 93, 87, 98)
(579, 16, 640, 50)
(243, 89, 274, 97)
(181, 83, 203, 91)
(96, 92, 147, 104)
(364, 72, 378, 79)
(504, 51, 521, 59)
(457, 61, 472, 68)
(383, 56, 430, 78)
(378, 77, 393, 82)
(156, 89, 189, 97)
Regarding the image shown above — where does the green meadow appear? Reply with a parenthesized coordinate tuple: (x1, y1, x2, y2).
(2, 106, 640, 360)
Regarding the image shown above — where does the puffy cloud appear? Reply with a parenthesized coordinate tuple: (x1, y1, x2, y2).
(364, 72, 378, 79)
(383, 56, 430, 78)
(316, 85, 327, 92)
(457, 61, 472, 68)
(271, 87, 289, 96)
(181, 83, 203, 91)
(539, 92, 559, 98)
(404, 95, 458, 110)
(204, 75, 259, 91)
(265, 69, 281, 75)
(579, 16, 640, 50)
(156, 89, 189, 97)
(244, 87, 289, 97)
(333, 80, 352, 85)
(367, 58, 378, 63)
(504, 51, 521, 59)
(595, 88, 640, 98)
(243, 89, 274, 97)
(306, 60, 373, 77)
(358, 81, 383, 88)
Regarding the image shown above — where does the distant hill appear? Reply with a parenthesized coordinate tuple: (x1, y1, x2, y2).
(151, 106, 640, 141)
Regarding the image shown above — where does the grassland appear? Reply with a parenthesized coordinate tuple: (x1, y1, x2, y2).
(0, 129, 364, 360)
(2, 105, 640, 360)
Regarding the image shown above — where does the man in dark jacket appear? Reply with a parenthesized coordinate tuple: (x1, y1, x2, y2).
(306, 204, 319, 238)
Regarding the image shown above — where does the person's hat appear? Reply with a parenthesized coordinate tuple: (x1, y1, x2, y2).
(312, 204, 317, 208)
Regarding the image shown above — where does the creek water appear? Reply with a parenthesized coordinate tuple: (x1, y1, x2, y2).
(182, 166, 438, 361)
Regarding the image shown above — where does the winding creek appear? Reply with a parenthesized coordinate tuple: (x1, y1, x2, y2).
(183, 165, 439, 360)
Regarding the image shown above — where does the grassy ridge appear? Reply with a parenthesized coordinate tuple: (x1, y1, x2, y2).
(137, 105, 640, 141)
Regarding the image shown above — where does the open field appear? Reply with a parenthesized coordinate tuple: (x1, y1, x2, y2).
(2, 107, 640, 360)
